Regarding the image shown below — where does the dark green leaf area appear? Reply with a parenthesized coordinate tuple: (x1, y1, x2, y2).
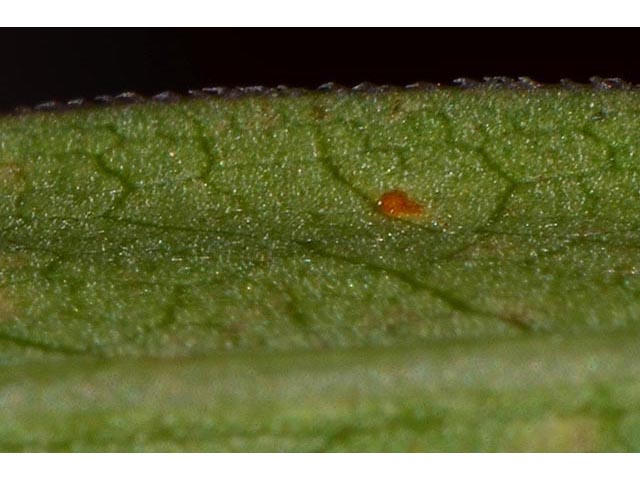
(1, 90, 640, 359)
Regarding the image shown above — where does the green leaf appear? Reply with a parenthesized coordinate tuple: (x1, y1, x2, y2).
(1, 87, 640, 451)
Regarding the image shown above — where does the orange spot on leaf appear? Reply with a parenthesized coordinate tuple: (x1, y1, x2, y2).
(377, 190, 425, 218)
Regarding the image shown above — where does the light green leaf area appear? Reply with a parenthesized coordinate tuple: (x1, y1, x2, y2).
(1, 88, 640, 451)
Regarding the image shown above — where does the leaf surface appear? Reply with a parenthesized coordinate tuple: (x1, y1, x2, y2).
(1, 88, 640, 450)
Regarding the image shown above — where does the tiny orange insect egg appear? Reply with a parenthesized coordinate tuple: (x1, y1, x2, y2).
(377, 190, 424, 218)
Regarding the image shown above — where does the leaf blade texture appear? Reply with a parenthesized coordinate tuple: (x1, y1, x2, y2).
(1, 88, 640, 450)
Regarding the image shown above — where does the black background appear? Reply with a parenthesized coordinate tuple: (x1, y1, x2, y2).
(1, 29, 637, 112)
